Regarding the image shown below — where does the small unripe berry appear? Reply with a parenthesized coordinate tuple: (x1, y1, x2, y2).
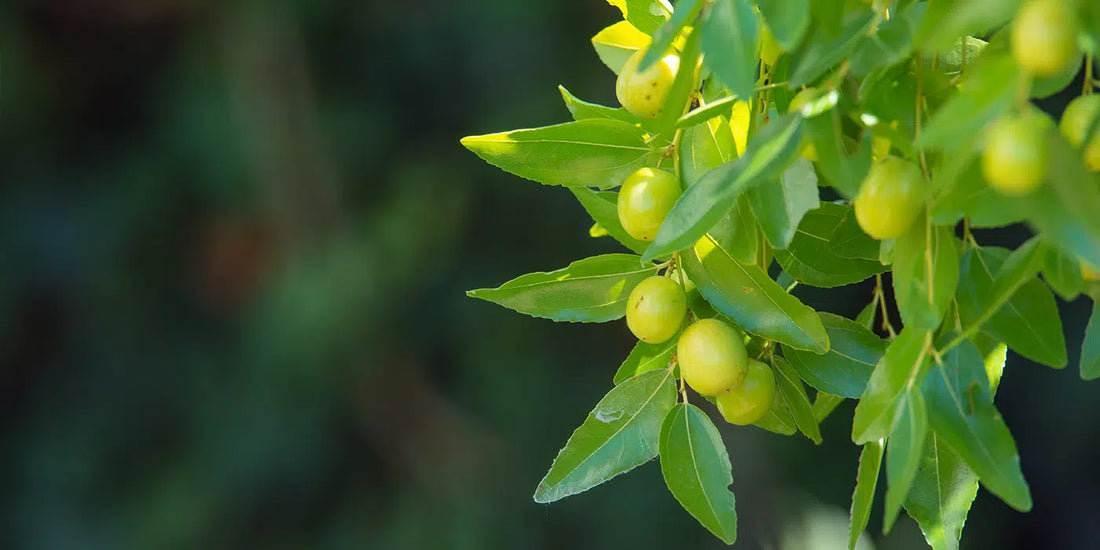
(616, 48, 680, 119)
(626, 276, 687, 344)
(982, 113, 1048, 196)
(854, 156, 925, 240)
(617, 168, 681, 242)
(715, 359, 776, 425)
(1060, 95, 1100, 172)
(677, 319, 748, 396)
(1011, 0, 1079, 77)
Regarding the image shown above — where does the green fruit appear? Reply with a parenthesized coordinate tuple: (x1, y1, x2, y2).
(715, 359, 776, 425)
(626, 276, 687, 344)
(1012, 0, 1079, 77)
(617, 167, 681, 241)
(853, 156, 925, 240)
(982, 113, 1048, 196)
(615, 47, 680, 119)
(1060, 94, 1100, 172)
(677, 319, 748, 396)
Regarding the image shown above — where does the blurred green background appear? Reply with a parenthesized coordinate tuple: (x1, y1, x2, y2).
(1, 1, 1099, 548)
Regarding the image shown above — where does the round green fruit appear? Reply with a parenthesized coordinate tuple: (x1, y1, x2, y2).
(616, 47, 680, 119)
(715, 359, 775, 425)
(626, 276, 687, 344)
(982, 113, 1048, 196)
(677, 319, 748, 396)
(617, 167, 681, 242)
(854, 156, 925, 240)
(1060, 94, 1100, 172)
(1012, 0, 1079, 77)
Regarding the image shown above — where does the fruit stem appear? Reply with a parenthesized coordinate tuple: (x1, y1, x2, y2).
(1085, 54, 1094, 96)
(874, 274, 897, 338)
(915, 57, 930, 177)
(1016, 73, 1032, 112)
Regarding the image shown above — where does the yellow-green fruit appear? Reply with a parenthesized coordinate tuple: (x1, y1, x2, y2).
(677, 319, 748, 396)
(626, 276, 687, 344)
(1060, 94, 1100, 172)
(872, 134, 892, 160)
(853, 156, 925, 240)
(715, 359, 776, 425)
(1011, 0, 1079, 77)
(982, 113, 1048, 196)
(1082, 260, 1100, 282)
(759, 26, 781, 67)
(615, 47, 680, 119)
(617, 167, 682, 241)
(789, 88, 819, 161)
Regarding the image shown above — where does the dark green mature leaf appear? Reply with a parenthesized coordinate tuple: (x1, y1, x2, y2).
(1026, 127, 1100, 268)
(592, 20, 652, 74)
(884, 390, 928, 532)
(848, 3, 925, 77)
(813, 392, 845, 423)
(700, 0, 759, 101)
(789, 9, 877, 86)
(644, 114, 803, 261)
(904, 433, 980, 550)
(608, 0, 672, 35)
(893, 217, 958, 330)
(853, 328, 931, 444)
(708, 197, 759, 265)
(784, 312, 887, 399)
(849, 440, 885, 550)
(956, 245, 1067, 368)
(680, 115, 736, 187)
(559, 86, 639, 126)
(757, 0, 810, 51)
(1042, 246, 1084, 302)
(682, 235, 829, 352)
(571, 188, 650, 254)
(829, 206, 881, 261)
(772, 356, 822, 444)
(774, 203, 888, 287)
(755, 391, 799, 435)
(749, 157, 820, 249)
(534, 368, 677, 502)
(659, 403, 739, 544)
(923, 339, 1032, 512)
(915, 0, 1022, 52)
(468, 254, 660, 322)
(1082, 302, 1100, 381)
(614, 338, 677, 384)
(640, 0, 702, 70)
(461, 119, 653, 188)
(804, 108, 872, 198)
(917, 51, 1018, 152)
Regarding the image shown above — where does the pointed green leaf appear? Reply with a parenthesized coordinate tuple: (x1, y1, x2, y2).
(461, 119, 653, 188)
(848, 3, 924, 77)
(852, 328, 931, 444)
(592, 20, 652, 74)
(829, 205, 881, 261)
(748, 157, 820, 249)
(804, 109, 873, 199)
(468, 254, 660, 322)
(681, 235, 829, 352)
(903, 433, 980, 550)
(755, 390, 799, 435)
(613, 337, 678, 384)
(1042, 245, 1084, 302)
(772, 355, 822, 444)
(917, 51, 1017, 151)
(856, 298, 878, 330)
(1082, 302, 1100, 381)
(559, 85, 640, 125)
(849, 439, 884, 550)
(676, 96, 737, 129)
(659, 403, 739, 544)
(774, 203, 888, 288)
(757, 0, 810, 51)
(680, 115, 737, 187)
(892, 216, 959, 330)
(813, 392, 846, 423)
(700, 0, 759, 101)
(784, 312, 888, 399)
(535, 368, 677, 502)
(789, 9, 877, 86)
(571, 188, 650, 254)
(707, 197, 759, 265)
(884, 390, 928, 532)
(639, 0, 703, 70)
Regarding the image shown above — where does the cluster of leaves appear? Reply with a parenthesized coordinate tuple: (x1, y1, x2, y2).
(462, 0, 1100, 547)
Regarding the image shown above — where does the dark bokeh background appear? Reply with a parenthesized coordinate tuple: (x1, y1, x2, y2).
(1, 1, 1098, 548)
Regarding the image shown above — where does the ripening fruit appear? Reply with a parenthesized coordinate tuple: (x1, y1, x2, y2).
(853, 156, 925, 240)
(677, 319, 748, 396)
(617, 167, 681, 241)
(872, 134, 892, 160)
(1011, 0, 1079, 77)
(616, 47, 680, 119)
(715, 359, 776, 425)
(1060, 94, 1100, 172)
(982, 113, 1048, 196)
(626, 276, 687, 344)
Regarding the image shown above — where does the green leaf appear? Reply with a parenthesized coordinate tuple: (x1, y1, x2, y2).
(804, 107, 872, 198)
(903, 433, 980, 550)
(813, 391, 846, 423)
(757, 0, 810, 51)
(1041, 245, 1084, 302)
(922, 339, 1032, 512)
(848, 3, 924, 77)
(755, 391, 799, 435)
(592, 20, 652, 74)
(856, 297, 878, 330)
(559, 85, 639, 125)
(659, 403, 739, 544)
(639, 0, 703, 70)
(461, 119, 653, 189)
(915, 0, 1022, 52)
(644, 114, 803, 261)
(956, 244, 1067, 368)
(1024, 127, 1100, 268)
(892, 216, 958, 330)
(681, 235, 830, 352)
(708, 197, 759, 265)
(680, 115, 737, 187)
(676, 96, 737, 129)
(829, 205, 881, 261)
(748, 157, 820, 249)
(772, 355, 822, 444)
(789, 9, 876, 86)
(534, 368, 677, 502)
(652, 26, 705, 138)
(613, 337, 677, 384)
(917, 51, 1017, 151)
(570, 188, 650, 254)
(774, 203, 888, 288)
(784, 312, 887, 399)
(700, 0, 759, 101)
(883, 390, 928, 532)
(468, 254, 660, 322)
(929, 145, 1023, 228)
(607, 0, 672, 35)
(852, 328, 931, 444)
(1081, 302, 1100, 381)
(849, 439, 884, 550)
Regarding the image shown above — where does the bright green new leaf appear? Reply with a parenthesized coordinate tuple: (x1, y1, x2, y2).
(852, 328, 931, 444)
(468, 254, 660, 322)
(639, 0, 702, 70)
(849, 439, 884, 550)
(903, 433, 980, 550)
(659, 403, 739, 544)
(461, 119, 653, 189)
(700, 0, 759, 101)
(592, 20, 652, 74)
(680, 115, 736, 187)
(1081, 302, 1100, 381)
(559, 85, 640, 126)
(534, 368, 677, 502)
(681, 235, 830, 352)
(772, 355, 822, 444)
(570, 188, 650, 255)
(784, 312, 887, 399)
(789, 9, 876, 86)
(748, 157, 820, 250)
(613, 337, 677, 384)
(1041, 245, 1084, 302)
(676, 96, 737, 129)
(922, 339, 1032, 512)
(607, 0, 672, 35)
(774, 203, 888, 288)
(884, 390, 928, 532)
(892, 216, 958, 330)
(757, 0, 810, 51)
(917, 51, 1017, 151)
